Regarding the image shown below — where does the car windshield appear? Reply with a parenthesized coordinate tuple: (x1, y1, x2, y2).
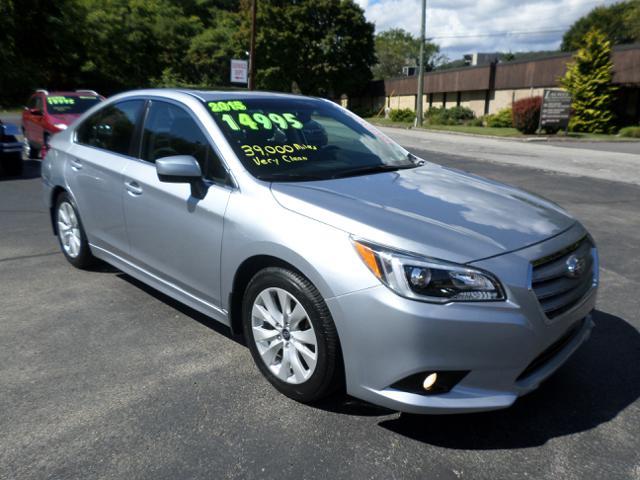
(204, 97, 416, 181)
(46, 95, 102, 114)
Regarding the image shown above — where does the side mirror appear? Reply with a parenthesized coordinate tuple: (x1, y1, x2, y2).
(156, 155, 207, 199)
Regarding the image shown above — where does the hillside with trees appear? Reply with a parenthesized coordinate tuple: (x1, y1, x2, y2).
(0, 0, 375, 106)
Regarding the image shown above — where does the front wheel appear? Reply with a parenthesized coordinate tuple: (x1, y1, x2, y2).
(242, 267, 343, 403)
(54, 192, 96, 268)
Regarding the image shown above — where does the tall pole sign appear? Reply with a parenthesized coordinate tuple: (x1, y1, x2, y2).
(416, 0, 427, 126)
(248, 0, 257, 90)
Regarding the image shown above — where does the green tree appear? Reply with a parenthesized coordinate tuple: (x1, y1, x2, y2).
(0, 0, 86, 106)
(250, 0, 376, 96)
(560, 29, 617, 133)
(185, 8, 246, 87)
(371, 28, 440, 79)
(625, 1, 640, 40)
(561, 1, 639, 51)
(77, 0, 203, 90)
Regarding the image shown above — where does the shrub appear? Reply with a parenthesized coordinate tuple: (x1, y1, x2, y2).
(426, 106, 475, 125)
(468, 117, 484, 127)
(485, 108, 512, 128)
(389, 108, 415, 123)
(445, 106, 475, 123)
(619, 126, 640, 138)
(425, 107, 446, 124)
(512, 97, 542, 134)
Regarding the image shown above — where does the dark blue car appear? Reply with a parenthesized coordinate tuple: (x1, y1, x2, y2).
(0, 120, 23, 175)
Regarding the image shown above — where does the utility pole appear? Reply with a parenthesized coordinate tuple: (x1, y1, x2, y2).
(248, 0, 257, 90)
(416, 0, 426, 126)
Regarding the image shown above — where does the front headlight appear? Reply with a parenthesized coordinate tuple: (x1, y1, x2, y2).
(352, 238, 505, 303)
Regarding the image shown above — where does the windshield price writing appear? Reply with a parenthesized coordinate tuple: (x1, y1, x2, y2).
(47, 96, 76, 105)
(240, 143, 318, 166)
(208, 101, 304, 131)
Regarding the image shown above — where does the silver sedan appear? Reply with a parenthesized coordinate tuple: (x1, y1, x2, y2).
(42, 89, 598, 413)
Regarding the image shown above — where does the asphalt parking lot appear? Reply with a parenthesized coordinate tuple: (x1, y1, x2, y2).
(1, 137, 639, 479)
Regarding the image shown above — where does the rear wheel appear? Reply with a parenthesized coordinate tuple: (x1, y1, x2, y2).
(242, 267, 343, 403)
(54, 192, 96, 268)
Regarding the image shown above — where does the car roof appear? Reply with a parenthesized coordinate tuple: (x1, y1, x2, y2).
(180, 89, 319, 102)
(114, 88, 321, 103)
(49, 91, 100, 96)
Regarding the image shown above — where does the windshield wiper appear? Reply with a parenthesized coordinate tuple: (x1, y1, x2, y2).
(259, 172, 329, 182)
(329, 163, 416, 179)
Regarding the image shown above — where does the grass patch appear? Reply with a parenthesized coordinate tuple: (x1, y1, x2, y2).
(0, 108, 23, 115)
(365, 118, 522, 137)
(422, 124, 523, 137)
(365, 117, 640, 141)
(364, 117, 414, 128)
(564, 131, 640, 141)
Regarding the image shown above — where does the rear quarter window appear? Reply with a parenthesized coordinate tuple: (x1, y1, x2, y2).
(76, 100, 144, 156)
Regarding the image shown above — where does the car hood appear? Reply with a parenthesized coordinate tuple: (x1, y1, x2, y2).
(270, 163, 576, 263)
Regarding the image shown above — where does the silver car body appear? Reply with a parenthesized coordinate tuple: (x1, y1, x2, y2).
(42, 89, 598, 414)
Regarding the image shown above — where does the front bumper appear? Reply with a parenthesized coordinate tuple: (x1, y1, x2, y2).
(0, 141, 22, 157)
(327, 224, 597, 414)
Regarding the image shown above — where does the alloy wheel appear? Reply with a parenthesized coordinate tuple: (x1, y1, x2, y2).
(251, 287, 318, 384)
(57, 201, 81, 258)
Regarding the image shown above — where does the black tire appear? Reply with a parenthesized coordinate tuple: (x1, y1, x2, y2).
(4, 154, 23, 176)
(29, 141, 39, 159)
(242, 267, 343, 403)
(54, 192, 96, 269)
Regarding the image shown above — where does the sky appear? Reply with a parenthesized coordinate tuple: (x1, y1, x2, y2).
(355, 0, 620, 60)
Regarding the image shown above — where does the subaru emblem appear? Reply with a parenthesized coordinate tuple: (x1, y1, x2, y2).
(566, 254, 586, 278)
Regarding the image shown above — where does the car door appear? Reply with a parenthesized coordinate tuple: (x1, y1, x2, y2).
(22, 95, 39, 143)
(66, 99, 146, 258)
(32, 95, 46, 146)
(122, 99, 232, 308)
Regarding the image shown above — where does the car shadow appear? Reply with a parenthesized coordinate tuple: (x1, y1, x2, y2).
(116, 272, 246, 347)
(0, 159, 41, 180)
(99, 267, 640, 429)
(111, 269, 393, 416)
(378, 310, 640, 449)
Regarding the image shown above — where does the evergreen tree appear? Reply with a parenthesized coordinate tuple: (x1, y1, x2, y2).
(560, 29, 617, 133)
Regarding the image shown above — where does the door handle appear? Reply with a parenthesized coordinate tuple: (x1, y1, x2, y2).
(70, 158, 83, 170)
(125, 180, 143, 195)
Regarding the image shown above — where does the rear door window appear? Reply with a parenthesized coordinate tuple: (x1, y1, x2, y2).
(76, 100, 144, 156)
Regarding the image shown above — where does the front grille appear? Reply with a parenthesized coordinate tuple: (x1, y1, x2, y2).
(531, 236, 594, 319)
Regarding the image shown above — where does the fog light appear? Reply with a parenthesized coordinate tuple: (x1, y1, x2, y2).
(422, 372, 438, 391)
